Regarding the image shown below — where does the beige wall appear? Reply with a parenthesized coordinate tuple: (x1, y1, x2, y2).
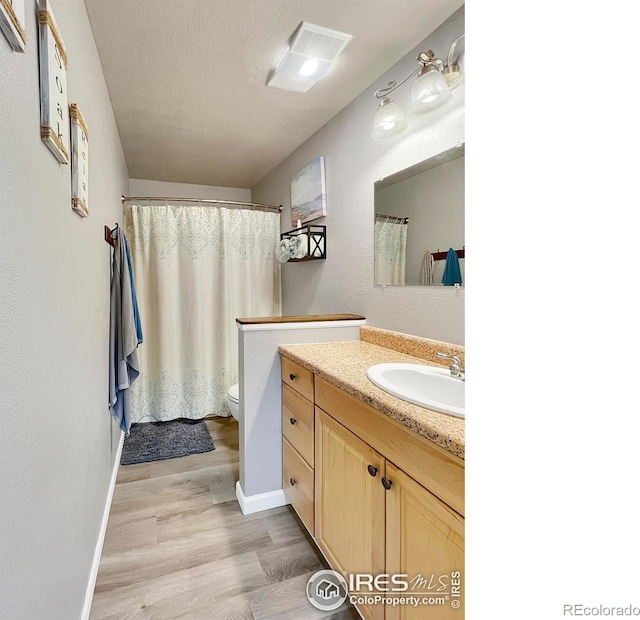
(253, 7, 465, 344)
(0, 1, 129, 618)
(129, 178, 251, 202)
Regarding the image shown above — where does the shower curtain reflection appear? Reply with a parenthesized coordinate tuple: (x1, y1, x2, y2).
(374, 220, 408, 285)
(125, 203, 281, 422)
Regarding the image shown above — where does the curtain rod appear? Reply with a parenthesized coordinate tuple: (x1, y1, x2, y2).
(375, 213, 410, 224)
(121, 195, 282, 213)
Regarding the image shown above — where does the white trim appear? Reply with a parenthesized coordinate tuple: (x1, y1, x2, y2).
(237, 319, 366, 332)
(81, 430, 124, 620)
(235, 481, 290, 514)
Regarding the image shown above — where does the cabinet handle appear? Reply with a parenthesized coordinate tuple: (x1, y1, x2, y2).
(289, 373, 296, 380)
(290, 477, 296, 486)
(367, 465, 378, 477)
(290, 417, 296, 425)
(381, 477, 393, 490)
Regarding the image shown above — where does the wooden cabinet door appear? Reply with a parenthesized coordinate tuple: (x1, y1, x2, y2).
(315, 408, 385, 620)
(385, 462, 465, 620)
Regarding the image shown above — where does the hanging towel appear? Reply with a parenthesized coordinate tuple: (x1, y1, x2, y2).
(419, 251, 435, 285)
(109, 230, 141, 435)
(442, 248, 462, 286)
(123, 234, 143, 344)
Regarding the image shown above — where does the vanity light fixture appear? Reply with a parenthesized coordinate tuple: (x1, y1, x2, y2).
(372, 33, 464, 139)
(267, 22, 353, 93)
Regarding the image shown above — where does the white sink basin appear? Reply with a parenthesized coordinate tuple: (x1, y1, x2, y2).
(366, 363, 465, 418)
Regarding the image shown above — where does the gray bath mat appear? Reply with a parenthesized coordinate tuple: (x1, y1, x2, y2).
(121, 418, 215, 465)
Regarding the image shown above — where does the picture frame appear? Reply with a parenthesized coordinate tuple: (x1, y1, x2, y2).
(290, 156, 327, 227)
(38, 0, 69, 164)
(0, 0, 26, 52)
(70, 104, 89, 217)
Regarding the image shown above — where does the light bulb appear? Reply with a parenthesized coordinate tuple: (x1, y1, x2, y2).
(410, 67, 452, 114)
(372, 97, 406, 139)
(299, 59, 319, 76)
(443, 64, 461, 89)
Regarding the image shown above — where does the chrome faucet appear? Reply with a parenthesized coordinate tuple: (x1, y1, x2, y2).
(436, 352, 465, 381)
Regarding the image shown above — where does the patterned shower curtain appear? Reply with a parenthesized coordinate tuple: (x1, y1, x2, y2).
(374, 220, 408, 285)
(125, 203, 281, 422)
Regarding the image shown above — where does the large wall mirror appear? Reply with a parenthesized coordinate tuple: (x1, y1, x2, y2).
(374, 143, 465, 286)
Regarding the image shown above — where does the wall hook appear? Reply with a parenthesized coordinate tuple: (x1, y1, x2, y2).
(104, 223, 119, 247)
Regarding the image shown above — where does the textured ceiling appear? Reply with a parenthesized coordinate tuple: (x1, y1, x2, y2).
(84, 0, 464, 189)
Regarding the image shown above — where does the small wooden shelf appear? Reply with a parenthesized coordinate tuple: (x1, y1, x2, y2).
(236, 314, 366, 325)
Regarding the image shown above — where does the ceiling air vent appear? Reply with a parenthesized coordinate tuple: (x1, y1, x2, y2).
(267, 22, 353, 93)
(290, 22, 352, 62)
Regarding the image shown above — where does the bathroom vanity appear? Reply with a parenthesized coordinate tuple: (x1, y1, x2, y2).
(279, 328, 464, 620)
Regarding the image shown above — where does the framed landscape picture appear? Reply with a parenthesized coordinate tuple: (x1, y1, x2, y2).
(291, 156, 326, 227)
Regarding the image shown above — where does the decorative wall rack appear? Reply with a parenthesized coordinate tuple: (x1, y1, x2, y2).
(280, 224, 326, 262)
(432, 247, 465, 261)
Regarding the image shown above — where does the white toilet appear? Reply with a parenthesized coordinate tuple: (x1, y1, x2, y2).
(227, 383, 240, 421)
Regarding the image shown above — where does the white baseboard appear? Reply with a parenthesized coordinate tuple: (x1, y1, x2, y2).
(81, 430, 124, 620)
(235, 481, 290, 515)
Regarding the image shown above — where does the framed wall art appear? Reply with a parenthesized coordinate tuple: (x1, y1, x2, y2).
(0, 0, 26, 52)
(290, 156, 327, 227)
(70, 104, 89, 217)
(38, 0, 69, 164)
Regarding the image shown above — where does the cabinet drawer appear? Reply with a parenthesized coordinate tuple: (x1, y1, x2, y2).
(283, 438, 314, 535)
(281, 356, 314, 401)
(282, 383, 314, 467)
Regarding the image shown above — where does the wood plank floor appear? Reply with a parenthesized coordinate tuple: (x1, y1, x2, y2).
(90, 417, 358, 619)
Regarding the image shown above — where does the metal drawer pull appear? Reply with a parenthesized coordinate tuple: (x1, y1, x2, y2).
(290, 417, 296, 425)
(290, 477, 296, 486)
(367, 465, 378, 477)
(289, 373, 296, 380)
(381, 477, 393, 490)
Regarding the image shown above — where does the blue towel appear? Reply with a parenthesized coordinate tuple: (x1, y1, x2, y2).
(109, 232, 140, 435)
(123, 234, 143, 344)
(442, 248, 462, 286)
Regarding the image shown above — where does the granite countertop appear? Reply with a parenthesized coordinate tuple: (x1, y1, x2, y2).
(278, 341, 465, 460)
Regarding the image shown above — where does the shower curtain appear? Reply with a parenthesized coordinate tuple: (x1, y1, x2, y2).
(374, 220, 408, 285)
(125, 203, 281, 422)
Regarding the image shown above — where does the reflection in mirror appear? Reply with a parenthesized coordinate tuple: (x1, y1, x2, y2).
(374, 143, 464, 286)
